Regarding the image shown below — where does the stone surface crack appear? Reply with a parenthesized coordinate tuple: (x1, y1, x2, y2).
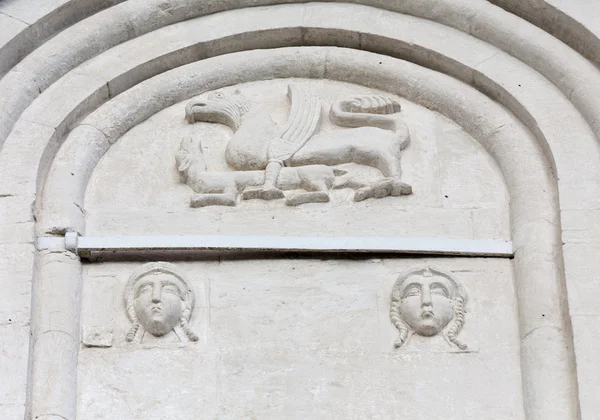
(157, 2, 175, 16)
(20, 116, 57, 130)
(41, 250, 78, 261)
(474, 51, 500, 69)
(522, 325, 561, 342)
(34, 413, 69, 420)
(79, 123, 109, 139)
(74, 201, 85, 216)
(0, 10, 29, 25)
(529, 217, 558, 226)
(40, 329, 75, 340)
(323, 50, 329, 78)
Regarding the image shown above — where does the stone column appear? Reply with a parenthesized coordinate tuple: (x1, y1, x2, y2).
(29, 242, 81, 420)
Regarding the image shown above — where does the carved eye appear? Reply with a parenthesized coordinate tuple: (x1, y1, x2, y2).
(162, 284, 179, 296)
(403, 287, 420, 298)
(138, 284, 152, 295)
(431, 284, 449, 297)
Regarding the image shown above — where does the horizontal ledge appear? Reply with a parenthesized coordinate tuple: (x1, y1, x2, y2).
(37, 234, 513, 258)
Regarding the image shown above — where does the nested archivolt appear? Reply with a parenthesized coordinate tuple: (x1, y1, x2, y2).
(1, 2, 599, 420)
(1, 0, 600, 154)
(39, 44, 574, 420)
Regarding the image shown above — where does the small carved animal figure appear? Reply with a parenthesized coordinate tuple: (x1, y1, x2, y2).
(176, 136, 341, 207)
(185, 85, 412, 202)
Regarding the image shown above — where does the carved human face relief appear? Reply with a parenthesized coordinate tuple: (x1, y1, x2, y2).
(391, 266, 468, 350)
(124, 262, 198, 343)
(133, 273, 184, 337)
(397, 274, 455, 336)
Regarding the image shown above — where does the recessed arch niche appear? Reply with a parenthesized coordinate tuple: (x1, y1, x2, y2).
(3, 2, 600, 420)
(74, 69, 520, 419)
(33, 46, 573, 419)
(85, 77, 509, 238)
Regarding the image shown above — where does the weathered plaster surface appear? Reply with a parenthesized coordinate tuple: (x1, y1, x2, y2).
(78, 258, 521, 420)
(85, 79, 508, 239)
(1, 1, 599, 419)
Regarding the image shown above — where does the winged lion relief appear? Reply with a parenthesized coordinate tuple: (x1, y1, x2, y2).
(176, 85, 412, 207)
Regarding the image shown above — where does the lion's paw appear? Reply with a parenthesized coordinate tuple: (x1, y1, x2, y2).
(353, 178, 411, 202)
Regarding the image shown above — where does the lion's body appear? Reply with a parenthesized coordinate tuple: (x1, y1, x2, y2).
(180, 88, 413, 206)
(185, 165, 335, 195)
(225, 102, 410, 180)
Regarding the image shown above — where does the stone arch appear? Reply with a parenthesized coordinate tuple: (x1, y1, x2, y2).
(35, 46, 570, 419)
(0, 2, 599, 420)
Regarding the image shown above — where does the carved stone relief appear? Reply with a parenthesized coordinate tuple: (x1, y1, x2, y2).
(124, 262, 198, 344)
(78, 259, 515, 419)
(86, 78, 510, 240)
(178, 84, 412, 207)
(390, 265, 468, 350)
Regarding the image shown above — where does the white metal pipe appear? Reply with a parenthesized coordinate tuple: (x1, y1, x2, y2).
(41, 233, 513, 257)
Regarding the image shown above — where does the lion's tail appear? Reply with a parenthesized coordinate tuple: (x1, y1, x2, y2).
(329, 95, 410, 150)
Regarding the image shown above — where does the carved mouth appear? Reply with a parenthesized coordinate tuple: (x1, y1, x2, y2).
(421, 310, 434, 319)
(150, 306, 162, 313)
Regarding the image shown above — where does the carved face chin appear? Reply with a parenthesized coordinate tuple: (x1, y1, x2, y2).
(398, 274, 456, 336)
(134, 273, 184, 337)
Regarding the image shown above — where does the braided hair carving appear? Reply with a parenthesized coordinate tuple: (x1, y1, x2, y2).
(124, 262, 198, 343)
(390, 291, 410, 348)
(125, 300, 140, 342)
(390, 265, 468, 350)
(444, 297, 467, 350)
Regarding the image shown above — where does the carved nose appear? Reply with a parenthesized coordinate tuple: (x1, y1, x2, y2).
(151, 283, 162, 303)
(421, 287, 432, 307)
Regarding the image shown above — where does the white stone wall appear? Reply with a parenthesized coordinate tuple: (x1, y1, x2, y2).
(1, 1, 600, 419)
(85, 80, 509, 239)
(74, 79, 512, 417)
(79, 258, 521, 420)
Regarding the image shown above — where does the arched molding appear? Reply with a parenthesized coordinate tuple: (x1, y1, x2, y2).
(0, 2, 596, 420)
(0, 0, 287, 148)
(1, 1, 600, 152)
(41, 46, 549, 236)
(3, 3, 600, 207)
(31, 46, 577, 420)
(490, 0, 600, 68)
(1, 10, 595, 416)
(0, 0, 125, 78)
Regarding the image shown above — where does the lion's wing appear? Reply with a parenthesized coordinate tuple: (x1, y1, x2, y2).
(268, 85, 322, 162)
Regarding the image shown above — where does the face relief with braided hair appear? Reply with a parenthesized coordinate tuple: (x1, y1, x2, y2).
(444, 297, 467, 350)
(390, 266, 468, 350)
(390, 292, 410, 348)
(124, 262, 198, 343)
